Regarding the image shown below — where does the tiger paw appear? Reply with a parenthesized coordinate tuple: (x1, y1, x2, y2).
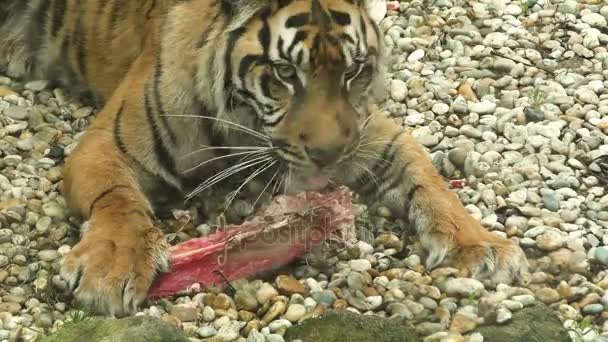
(421, 214, 528, 287)
(60, 217, 168, 316)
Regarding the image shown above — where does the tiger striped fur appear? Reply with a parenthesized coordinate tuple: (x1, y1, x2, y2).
(0, 0, 528, 316)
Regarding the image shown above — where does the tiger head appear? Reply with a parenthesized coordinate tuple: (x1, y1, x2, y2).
(219, 0, 385, 189)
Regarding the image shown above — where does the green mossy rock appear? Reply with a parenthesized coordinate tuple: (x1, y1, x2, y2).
(284, 310, 419, 342)
(40, 316, 189, 342)
(476, 304, 570, 342)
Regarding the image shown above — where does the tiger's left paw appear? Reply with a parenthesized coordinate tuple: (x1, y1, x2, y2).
(448, 232, 528, 286)
(420, 215, 529, 286)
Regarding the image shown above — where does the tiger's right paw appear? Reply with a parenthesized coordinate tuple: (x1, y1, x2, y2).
(60, 215, 168, 317)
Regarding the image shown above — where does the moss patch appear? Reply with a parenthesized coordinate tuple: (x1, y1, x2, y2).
(284, 310, 419, 342)
(476, 304, 570, 342)
(40, 316, 189, 342)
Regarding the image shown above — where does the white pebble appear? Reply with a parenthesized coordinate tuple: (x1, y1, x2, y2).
(349, 259, 372, 272)
(445, 278, 485, 297)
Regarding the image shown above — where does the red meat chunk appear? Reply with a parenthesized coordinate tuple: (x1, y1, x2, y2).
(148, 187, 355, 298)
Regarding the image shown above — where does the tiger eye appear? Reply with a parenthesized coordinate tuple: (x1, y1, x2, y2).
(275, 64, 297, 79)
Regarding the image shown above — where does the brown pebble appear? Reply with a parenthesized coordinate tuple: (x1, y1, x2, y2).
(212, 293, 234, 310)
(375, 233, 402, 250)
(458, 82, 479, 102)
(203, 293, 216, 307)
(333, 299, 348, 310)
(505, 226, 519, 237)
(299, 305, 325, 322)
(382, 268, 404, 280)
(367, 268, 380, 278)
(276, 275, 306, 296)
(242, 319, 260, 336)
(330, 287, 344, 299)
(215, 308, 238, 320)
(161, 314, 181, 328)
(0, 86, 17, 97)
(556, 281, 571, 300)
(260, 300, 286, 325)
(597, 276, 608, 289)
(450, 313, 479, 334)
(169, 303, 197, 322)
(363, 287, 379, 297)
(0, 302, 22, 315)
(579, 293, 601, 308)
(238, 310, 257, 322)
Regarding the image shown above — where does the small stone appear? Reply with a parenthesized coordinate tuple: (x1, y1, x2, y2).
(197, 325, 218, 338)
(432, 103, 450, 116)
(25, 80, 49, 91)
(594, 246, 608, 266)
(536, 231, 564, 251)
(407, 49, 425, 63)
(349, 259, 372, 272)
(366, 296, 383, 310)
(390, 80, 407, 102)
(202, 306, 216, 322)
(72, 107, 94, 119)
(536, 288, 560, 305)
(511, 295, 535, 307)
(216, 321, 244, 341)
(501, 300, 524, 311)
(266, 334, 285, 342)
(247, 329, 265, 342)
(0, 302, 21, 314)
(4, 106, 28, 120)
(582, 304, 604, 315)
(504, 4, 522, 16)
(581, 13, 607, 27)
(496, 307, 512, 324)
(445, 278, 484, 297)
(235, 290, 259, 311)
(450, 313, 479, 334)
(169, 303, 197, 322)
(261, 300, 287, 325)
(469, 101, 496, 115)
(256, 283, 279, 305)
(37, 250, 61, 262)
(268, 319, 292, 332)
(347, 272, 367, 290)
(375, 233, 401, 249)
(312, 290, 337, 307)
(0, 85, 17, 97)
(276, 275, 306, 296)
(284, 304, 306, 322)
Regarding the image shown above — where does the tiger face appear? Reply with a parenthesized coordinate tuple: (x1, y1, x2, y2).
(225, 0, 383, 187)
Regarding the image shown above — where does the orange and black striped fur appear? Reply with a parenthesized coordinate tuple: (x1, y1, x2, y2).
(1, 0, 528, 316)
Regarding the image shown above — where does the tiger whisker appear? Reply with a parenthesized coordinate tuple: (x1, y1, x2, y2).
(183, 149, 268, 174)
(188, 155, 273, 198)
(161, 114, 270, 141)
(354, 161, 381, 188)
(272, 171, 286, 196)
(180, 145, 271, 160)
(252, 167, 281, 210)
(355, 151, 393, 165)
(224, 159, 278, 210)
(358, 107, 389, 132)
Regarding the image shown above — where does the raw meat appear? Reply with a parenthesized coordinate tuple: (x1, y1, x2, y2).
(148, 186, 355, 298)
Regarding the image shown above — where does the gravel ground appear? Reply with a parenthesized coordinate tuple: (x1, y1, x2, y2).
(1, 0, 608, 341)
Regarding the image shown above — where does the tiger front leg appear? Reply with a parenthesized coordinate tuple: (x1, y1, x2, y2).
(60, 117, 168, 316)
(342, 113, 528, 285)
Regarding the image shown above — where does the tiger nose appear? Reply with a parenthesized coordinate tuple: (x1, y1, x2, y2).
(305, 145, 344, 168)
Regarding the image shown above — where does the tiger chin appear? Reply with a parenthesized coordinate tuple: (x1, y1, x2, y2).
(1, 0, 528, 316)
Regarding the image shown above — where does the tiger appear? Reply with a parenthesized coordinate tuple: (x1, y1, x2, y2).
(0, 0, 528, 316)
